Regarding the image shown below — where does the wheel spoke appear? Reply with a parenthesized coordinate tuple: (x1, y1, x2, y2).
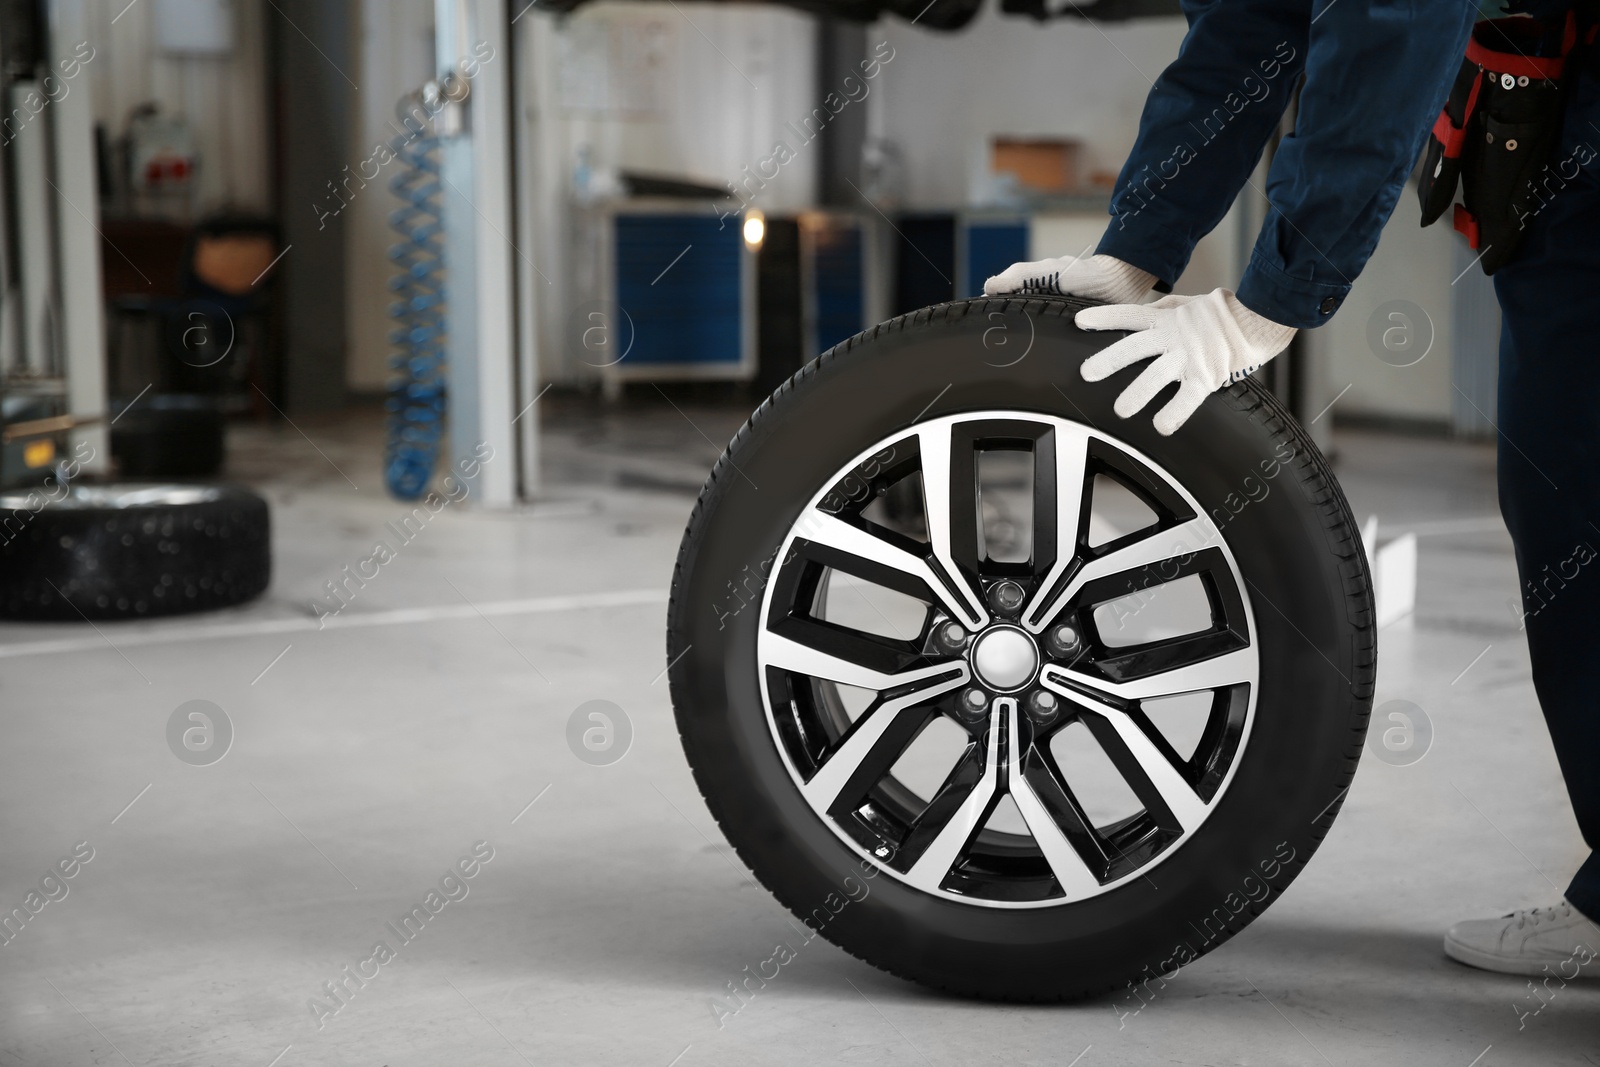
(1038, 675, 1208, 832)
(793, 506, 983, 630)
(800, 665, 970, 813)
(1004, 700, 1102, 897)
(915, 424, 989, 630)
(1023, 428, 1090, 631)
(1092, 708, 1207, 831)
(763, 629, 955, 691)
(903, 699, 1005, 893)
(896, 741, 987, 862)
(1027, 516, 1215, 632)
(1042, 646, 1256, 702)
(1019, 756, 1112, 865)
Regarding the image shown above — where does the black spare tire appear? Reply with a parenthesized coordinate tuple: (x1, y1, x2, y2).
(666, 296, 1376, 1001)
(0, 483, 271, 620)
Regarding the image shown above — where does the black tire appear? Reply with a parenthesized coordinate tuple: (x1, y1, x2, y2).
(111, 394, 226, 478)
(0, 483, 271, 620)
(666, 296, 1375, 1001)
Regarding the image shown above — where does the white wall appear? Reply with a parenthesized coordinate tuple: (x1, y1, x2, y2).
(83, 0, 271, 214)
(1307, 211, 1459, 426)
(549, 2, 820, 210)
(519, 2, 820, 385)
(869, 12, 1239, 295)
(870, 12, 1189, 210)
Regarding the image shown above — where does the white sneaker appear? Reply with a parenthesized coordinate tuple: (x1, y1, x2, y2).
(1444, 901, 1600, 977)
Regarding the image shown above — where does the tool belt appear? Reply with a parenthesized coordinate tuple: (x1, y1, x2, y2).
(1418, 13, 1591, 275)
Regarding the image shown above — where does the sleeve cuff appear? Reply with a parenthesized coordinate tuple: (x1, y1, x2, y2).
(1235, 251, 1351, 330)
(1094, 215, 1195, 294)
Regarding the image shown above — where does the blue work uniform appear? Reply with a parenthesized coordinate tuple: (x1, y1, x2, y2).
(1096, 0, 1475, 328)
(1491, 7, 1600, 925)
(1095, 0, 1600, 921)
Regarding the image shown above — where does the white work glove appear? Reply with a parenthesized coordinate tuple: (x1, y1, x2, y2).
(983, 253, 1157, 305)
(1075, 288, 1296, 436)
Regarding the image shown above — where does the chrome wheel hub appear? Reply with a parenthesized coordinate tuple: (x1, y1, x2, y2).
(968, 626, 1038, 692)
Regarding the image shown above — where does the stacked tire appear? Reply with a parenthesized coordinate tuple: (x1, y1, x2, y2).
(0, 483, 271, 620)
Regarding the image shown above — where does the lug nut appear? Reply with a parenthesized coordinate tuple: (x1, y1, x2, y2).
(959, 687, 989, 719)
(1026, 689, 1061, 723)
(988, 580, 1025, 615)
(1046, 623, 1081, 658)
(934, 620, 969, 652)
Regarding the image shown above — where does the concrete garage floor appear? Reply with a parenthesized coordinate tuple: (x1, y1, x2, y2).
(0, 395, 1595, 1067)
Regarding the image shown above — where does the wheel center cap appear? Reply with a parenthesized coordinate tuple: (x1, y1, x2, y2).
(969, 626, 1039, 691)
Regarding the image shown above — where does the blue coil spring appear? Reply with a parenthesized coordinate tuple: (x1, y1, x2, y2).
(384, 125, 447, 500)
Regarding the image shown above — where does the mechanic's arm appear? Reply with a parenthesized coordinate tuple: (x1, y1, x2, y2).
(987, 0, 1312, 302)
(1222, 1, 1475, 329)
(1094, 0, 1313, 293)
(1085, 0, 1476, 434)
(995, 1, 1477, 434)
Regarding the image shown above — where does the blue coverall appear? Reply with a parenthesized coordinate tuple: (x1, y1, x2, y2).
(1094, 0, 1600, 920)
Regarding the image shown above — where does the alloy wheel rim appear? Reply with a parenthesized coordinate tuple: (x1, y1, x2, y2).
(755, 411, 1259, 908)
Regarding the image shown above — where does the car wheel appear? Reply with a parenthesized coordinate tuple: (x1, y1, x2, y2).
(666, 296, 1375, 1000)
(0, 483, 271, 620)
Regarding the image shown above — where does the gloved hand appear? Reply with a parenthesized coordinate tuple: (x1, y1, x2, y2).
(1075, 289, 1296, 436)
(983, 253, 1157, 305)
